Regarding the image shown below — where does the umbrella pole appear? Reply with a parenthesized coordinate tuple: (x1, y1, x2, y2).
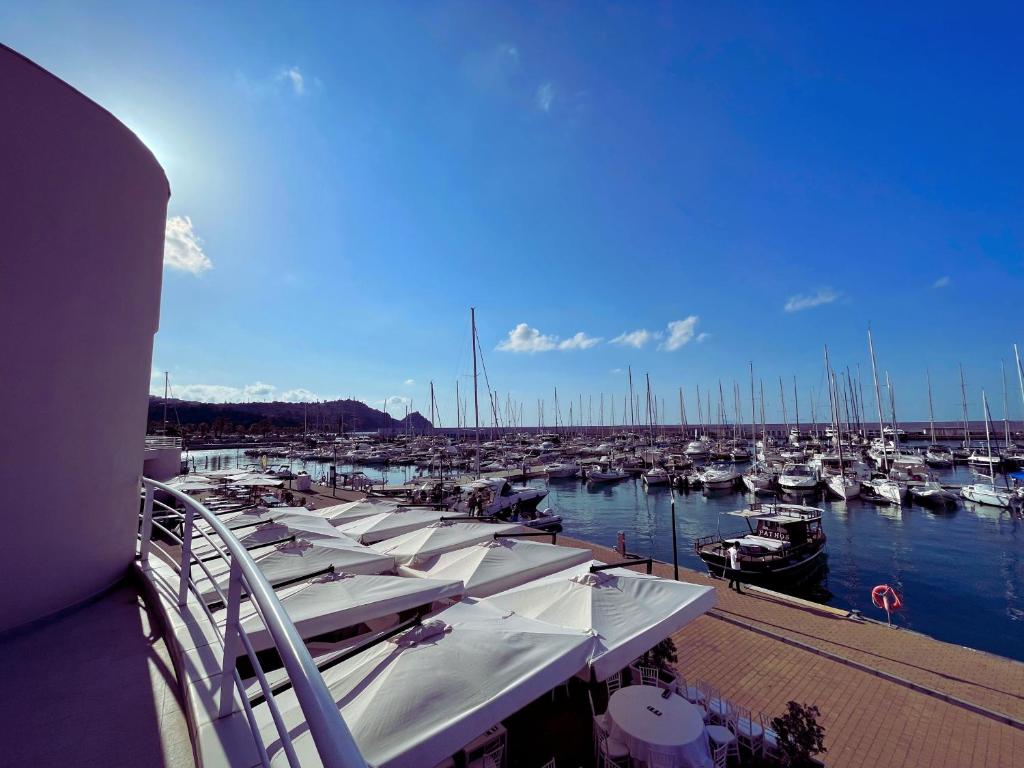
(670, 486, 679, 581)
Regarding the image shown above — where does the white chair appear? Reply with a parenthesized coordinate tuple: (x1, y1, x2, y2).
(594, 721, 630, 767)
(702, 683, 733, 725)
(606, 671, 623, 698)
(678, 675, 706, 705)
(538, 759, 556, 768)
(481, 743, 504, 768)
(706, 721, 741, 765)
(638, 665, 660, 687)
(761, 713, 780, 760)
(711, 741, 729, 768)
(733, 705, 764, 757)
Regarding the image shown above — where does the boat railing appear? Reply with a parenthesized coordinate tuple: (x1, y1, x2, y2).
(693, 530, 825, 562)
(144, 434, 183, 450)
(138, 477, 366, 768)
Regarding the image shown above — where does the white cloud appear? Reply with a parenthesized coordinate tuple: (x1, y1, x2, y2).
(558, 332, 602, 350)
(171, 384, 244, 402)
(385, 395, 412, 408)
(496, 323, 601, 353)
(277, 66, 305, 95)
(404, 378, 416, 386)
(243, 381, 276, 399)
(662, 316, 700, 351)
(536, 82, 555, 112)
(164, 216, 212, 275)
(933, 276, 951, 288)
(610, 368, 623, 374)
(784, 288, 839, 313)
(281, 388, 318, 402)
(611, 329, 655, 349)
(696, 332, 711, 343)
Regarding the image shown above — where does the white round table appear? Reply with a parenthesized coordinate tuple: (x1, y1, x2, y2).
(607, 685, 712, 768)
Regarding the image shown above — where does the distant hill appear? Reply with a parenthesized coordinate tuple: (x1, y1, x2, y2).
(148, 397, 432, 435)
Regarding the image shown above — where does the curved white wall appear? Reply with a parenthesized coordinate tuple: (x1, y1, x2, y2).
(0, 45, 168, 632)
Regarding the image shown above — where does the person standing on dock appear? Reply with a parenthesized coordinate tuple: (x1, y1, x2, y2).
(726, 543, 743, 594)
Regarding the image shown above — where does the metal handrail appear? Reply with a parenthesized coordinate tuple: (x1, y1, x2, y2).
(140, 477, 366, 768)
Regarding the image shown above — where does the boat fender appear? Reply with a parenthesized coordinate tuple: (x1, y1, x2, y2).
(871, 584, 902, 612)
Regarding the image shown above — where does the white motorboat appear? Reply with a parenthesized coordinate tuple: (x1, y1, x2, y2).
(778, 463, 819, 493)
(642, 467, 671, 486)
(862, 478, 906, 505)
(510, 506, 563, 530)
(741, 464, 775, 494)
(452, 478, 547, 517)
(909, 481, 958, 508)
(699, 463, 739, 491)
(586, 464, 630, 484)
(961, 483, 1011, 508)
(543, 462, 580, 479)
(967, 451, 1002, 469)
(825, 473, 860, 501)
(924, 445, 954, 468)
(684, 438, 712, 459)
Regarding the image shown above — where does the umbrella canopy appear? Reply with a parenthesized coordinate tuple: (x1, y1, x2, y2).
(192, 538, 395, 602)
(217, 506, 317, 530)
(335, 508, 447, 544)
(257, 599, 595, 768)
(165, 478, 221, 492)
(316, 499, 403, 525)
(230, 476, 284, 488)
(399, 538, 592, 598)
(223, 572, 464, 652)
(483, 561, 716, 680)
(371, 521, 529, 566)
(192, 514, 355, 560)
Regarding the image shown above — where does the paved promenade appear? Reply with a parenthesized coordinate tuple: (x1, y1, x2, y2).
(561, 534, 1024, 768)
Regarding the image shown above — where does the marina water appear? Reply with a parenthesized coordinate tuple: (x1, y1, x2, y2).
(188, 448, 1023, 663)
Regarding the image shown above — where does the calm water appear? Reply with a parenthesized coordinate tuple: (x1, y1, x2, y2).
(185, 449, 1024, 662)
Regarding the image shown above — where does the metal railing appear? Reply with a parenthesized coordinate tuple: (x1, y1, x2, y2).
(145, 435, 183, 449)
(139, 477, 366, 768)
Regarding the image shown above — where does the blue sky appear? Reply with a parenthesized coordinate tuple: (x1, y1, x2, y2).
(5, 1, 1024, 423)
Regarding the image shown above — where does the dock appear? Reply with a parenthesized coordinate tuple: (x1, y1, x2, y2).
(562, 534, 1024, 768)
(292, 484, 1024, 766)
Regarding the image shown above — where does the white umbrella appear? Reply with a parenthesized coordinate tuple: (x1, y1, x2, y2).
(370, 521, 529, 566)
(192, 538, 395, 602)
(256, 599, 595, 768)
(224, 572, 464, 652)
(315, 499, 402, 525)
(230, 476, 284, 488)
(399, 538, 593, 597)
(483, 561, 716, 680)
(191, 515, 358, 560)
(334, 508, 446, 544)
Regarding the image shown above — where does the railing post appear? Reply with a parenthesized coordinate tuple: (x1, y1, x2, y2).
(178, 504, 194, 606)
(219, 557, 244, 718)
(139, 481, 155, 564)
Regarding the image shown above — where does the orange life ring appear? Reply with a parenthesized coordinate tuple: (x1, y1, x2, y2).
(871, 584, 902, 611)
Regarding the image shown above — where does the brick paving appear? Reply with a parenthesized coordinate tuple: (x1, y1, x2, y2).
(560, 534, 1024, 768)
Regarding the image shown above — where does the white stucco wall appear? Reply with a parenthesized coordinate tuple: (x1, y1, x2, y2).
(0, 45, 168, 631)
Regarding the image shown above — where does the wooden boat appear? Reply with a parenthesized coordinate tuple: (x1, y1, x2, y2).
(693, 503, 827, 585)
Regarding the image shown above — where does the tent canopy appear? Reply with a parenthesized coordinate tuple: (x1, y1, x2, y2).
(316, 499, 403, 525)
(192, 538, 395, 602)
(483, 560, 716, 680)
(335, 508, 447, 544)
(399, 538, 592, 597)
(257, 599, 595, 768)
(371, 521, 529, 566)
(223, 572, 463, 652)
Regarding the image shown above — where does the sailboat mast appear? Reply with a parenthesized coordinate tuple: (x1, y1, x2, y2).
(824, 345, 843, 471)
(959, 364, 970, 448)
(867, 326, 888, 471)
(471, 307, 480, 477)
(778, 377, 789, 434)
(793, 376, 800, 437)
(749, 363, 756, 446)
(759, 379, 767, 447)
(628, 367, 636, 428)
(1001, 361, 1011, 449)
(162, 371, 169, 433)
(982, 390, 996, 485)
(926, 369, 936, 444)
